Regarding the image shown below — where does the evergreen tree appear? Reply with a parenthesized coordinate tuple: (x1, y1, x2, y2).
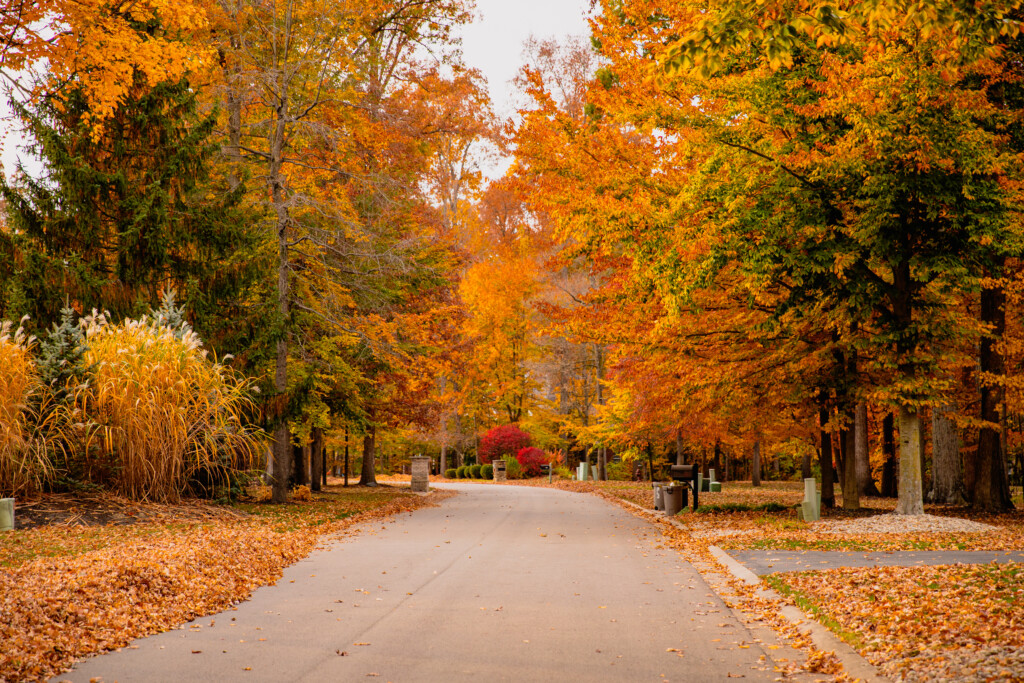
(0, 76, 268, 353)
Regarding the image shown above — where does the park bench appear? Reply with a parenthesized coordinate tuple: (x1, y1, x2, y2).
(669, 464, 700, 512)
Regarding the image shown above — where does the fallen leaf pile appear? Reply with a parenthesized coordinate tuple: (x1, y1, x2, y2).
(0, 486, 451, 681)
(775, 563, 1024, 682)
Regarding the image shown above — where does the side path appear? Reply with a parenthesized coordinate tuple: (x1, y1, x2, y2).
(727, 550, 1024, 575)
(61, 483, 800, 683)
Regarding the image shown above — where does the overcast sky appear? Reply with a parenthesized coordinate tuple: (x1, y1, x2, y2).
(457, 0, 592, 120)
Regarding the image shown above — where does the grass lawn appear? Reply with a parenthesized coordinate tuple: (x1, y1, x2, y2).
(0, 482, 447, 682)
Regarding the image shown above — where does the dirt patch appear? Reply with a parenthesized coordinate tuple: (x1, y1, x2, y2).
(11, 492, 247, 529)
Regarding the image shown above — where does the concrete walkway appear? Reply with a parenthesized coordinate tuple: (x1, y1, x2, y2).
(728, 549, 1024, 575)
(57, 484, 785, 683)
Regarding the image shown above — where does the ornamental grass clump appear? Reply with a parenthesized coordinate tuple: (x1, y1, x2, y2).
(0, 320, 55, 496)
(79, 312, 262, 502)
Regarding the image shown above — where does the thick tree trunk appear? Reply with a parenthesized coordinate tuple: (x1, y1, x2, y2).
(856, 403, 880, 496)
(359, 428, 378, 486)
(973, 282, 1014, 510)
(752, 441, 761, 487)
(801, 450, 812, 480)
(929, 404, 965, 504)
(841, 419, 860, 510)
(596, 345, 606, 481)
(712, 439, 722, 479)
(897, 406, 926, 515)
(293, 444, 307, 486)
(881, 413, 898, 497)
(311, 427, 323, 492)
(271, 425, 290, 503)
(819, 407, 835, 508)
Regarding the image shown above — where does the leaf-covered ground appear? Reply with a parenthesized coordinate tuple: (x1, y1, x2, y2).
(769, 563, 1024, 682)
(0, 484, 450, 681)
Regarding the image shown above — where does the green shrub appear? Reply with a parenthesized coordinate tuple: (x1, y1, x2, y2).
(502, 454, 523, 480)
(606, 461, 631, 481)
(553, 465, 572, 480)
(445, 468, 457, 479)
(481, 464, 493, 480)
(469, 464, 482, 479)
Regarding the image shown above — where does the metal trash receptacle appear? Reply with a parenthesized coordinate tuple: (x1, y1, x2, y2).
(663, 485, 683, 516)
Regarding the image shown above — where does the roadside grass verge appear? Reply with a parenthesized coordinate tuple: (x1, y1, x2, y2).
(770, 563, 1024, 682)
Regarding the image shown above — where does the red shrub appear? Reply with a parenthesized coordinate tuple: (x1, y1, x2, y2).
(478, 424, 531, 464)
(516, 447, 548, 478)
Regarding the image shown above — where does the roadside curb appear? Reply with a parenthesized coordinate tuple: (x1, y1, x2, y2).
(615, 497, 888, 683)
(707, 545, 888, 683)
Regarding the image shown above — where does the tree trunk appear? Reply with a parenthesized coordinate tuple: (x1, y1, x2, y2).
(440, 443, 447, 475)
(881, 412, 898, 497)
(855, 402, 880, 496)
(819, 407, 835, 508)
(897, 406, 925, 515)
(359, 427, 378, 486)
(596, 344, 606, 481)
(712, 439, 722, 480)
(973, 281, 1014, 510)
(293, 444, 306, 487)
(801, 450, 812, 480)
(841, 419, 860, 510)
(271, 425, 290, 503)
(675, 428, 684, 466)
(929, 403, 965, 504)
(752, 441, 761, 487)
(311, 427, 324, 492)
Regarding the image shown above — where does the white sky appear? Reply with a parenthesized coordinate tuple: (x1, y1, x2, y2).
(458, 0, 592, 120)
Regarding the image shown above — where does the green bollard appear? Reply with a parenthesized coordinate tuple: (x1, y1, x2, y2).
(0, 498, 14, 531)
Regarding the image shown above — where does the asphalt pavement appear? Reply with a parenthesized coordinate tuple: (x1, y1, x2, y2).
(57, 483, 783, 683)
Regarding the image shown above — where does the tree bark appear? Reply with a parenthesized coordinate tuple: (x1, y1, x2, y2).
(973, 282, 1014, 510)
(897, 406, 926, 514)
(440, 443, 447, 476)
(929, 403, 965, 504)
(752, 440, 761, 487)
(675, 428, 684, 466)
(359, 427, 378, 486)
(880, 413, 898, 496)
(840, 419, 860, 510)
(856, 402, 880, 496)
(819, 407, 835, 508)
(801, 450, 812, 480)
(311, 427, 324, 492)
(712, 439, 722, 480)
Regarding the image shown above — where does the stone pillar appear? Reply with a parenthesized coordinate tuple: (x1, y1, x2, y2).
(493, 459, 507, 483)
(410, 455, 430, 493)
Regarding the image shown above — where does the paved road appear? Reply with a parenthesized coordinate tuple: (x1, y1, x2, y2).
(59, 484, 781, 683)
(729, 549, 1024, 575)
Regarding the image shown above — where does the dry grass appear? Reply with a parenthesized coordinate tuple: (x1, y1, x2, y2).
(78, 313, 264, 502)
(0, 320, 54, 496)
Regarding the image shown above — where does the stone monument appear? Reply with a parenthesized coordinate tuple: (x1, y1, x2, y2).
(410, 455, 430, 493)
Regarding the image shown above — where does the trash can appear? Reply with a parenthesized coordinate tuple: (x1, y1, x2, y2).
(653, 483, 665, 511)
(663, 485, 683, 516)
